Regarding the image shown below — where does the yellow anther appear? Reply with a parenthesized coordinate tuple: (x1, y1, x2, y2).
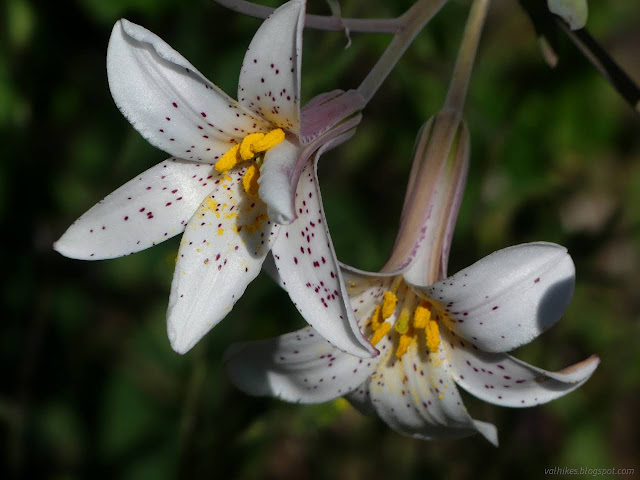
(252, 128, 285, 152)
(382, 291, 397, 320)
(395, 333, 414, 358)
(215, 144, 240, 173)
(425, 320, 440, 353)
(369, 305, 382, 330)
(242, 164, 260, 197)
(239, 133, 265, 160)
(394, 308, 410, 334)
(413, 301, 432, 329)
(370, 322, 391, 346)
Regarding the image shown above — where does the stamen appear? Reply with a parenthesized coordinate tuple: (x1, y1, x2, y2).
(395, 332, 415, 357)
(242, 164, 260, 197)
(394, 308, 410, 334)
(370, 321, 391, 346)
(252, 128, 285, 152)
(382, 291, 397, 320)
(239, 132, 266, 160)
(215, 144, 240, 173)
(425, 320, 440, 353)
(413, 301, 431, 329)
(368, 305, 382, 330)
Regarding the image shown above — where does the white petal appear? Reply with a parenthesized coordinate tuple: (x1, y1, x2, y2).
(368, 343, 497, 445)
(415, 242, 575, 353)
(108, 19, 268, 162)
(441, 329, 599, 407)
(225, 326, 378, 403)
(258, 137, 301, 224)
(54, 159, 215, 260)
(237, 0, 304, 134)
(167, 168, 279, 353)
(271, 160, 376, 358)
(345, 381, 375, 415)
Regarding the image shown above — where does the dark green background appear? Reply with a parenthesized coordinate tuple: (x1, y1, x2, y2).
(2, 0, 639, 478)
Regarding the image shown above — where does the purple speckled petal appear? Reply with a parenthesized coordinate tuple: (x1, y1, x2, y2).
(368, 339, 498, 445)
(270, 154, 376, 358)
(440, 328, 599, 408)
(167, 168, 279, 354)
(413, 242, 575, 353)
(108, 19, 269, 163)
(237, 0, 304, 134)
(224, 326, 378, 403)
(54, 158, 215, 260)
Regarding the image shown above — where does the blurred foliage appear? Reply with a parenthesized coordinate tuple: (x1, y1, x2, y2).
(1, 0, 639, 479)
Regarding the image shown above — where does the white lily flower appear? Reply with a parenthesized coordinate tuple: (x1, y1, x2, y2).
(54, 0, 375, 358)
(225, 113, 599, 445)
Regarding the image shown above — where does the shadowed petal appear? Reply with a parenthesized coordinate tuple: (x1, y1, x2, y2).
(368, 342, 498, 445)
(441, 329, 599, 407)
(167, 168, 279, 353)
(108, 19, 268, 162)
(414, 242, 575, 353)
(258, 137, 301, 224)
(224, 326, 378, 403)
(271, 158, 376, 358)
(54, 159, 215, 260)
(237, 0, 304, 134)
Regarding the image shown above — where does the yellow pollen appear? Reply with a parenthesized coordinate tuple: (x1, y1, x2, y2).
(217, 228, 225, 236)
(242, 164, 260, 197)
(425, 320, 440, 352)
(413, 301, 432, 329)
(368, 305, 382, 330)
(382, 291, 397, 320)
(395, 333, 415, 357)
(252, 128, 285, 152)
(370, 322, 391, 346)
(394, 308, 410, 334)
(239, 132, 266, 160)
(215, 144, 240, 173)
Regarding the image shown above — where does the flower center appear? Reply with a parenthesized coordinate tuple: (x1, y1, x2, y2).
(367, 281, 441, 358)
(214, 129, 286, 197)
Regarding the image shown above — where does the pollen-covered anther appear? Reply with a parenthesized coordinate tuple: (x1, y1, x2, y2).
(370, 321, 391, 346)
(368, 305, 382, 330)
(239, 132, 266, 160)
(425, 319, 440, 352)
(381, 291, 397, 320)
(252, 128, 285, 152)
(395, 331, 415, 357)
(215, 144, 240, 173)
(242, 164, 260, 197)
(413, 301, 432, 328)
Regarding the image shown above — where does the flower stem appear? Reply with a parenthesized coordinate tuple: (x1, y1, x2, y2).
(214, 0, 403, 33)
(443, 0, 491, 114)
(356, 0, 450, 104)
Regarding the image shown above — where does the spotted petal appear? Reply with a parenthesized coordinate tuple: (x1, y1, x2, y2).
(237, 0, 304, 134)
(167, 168, 279, 353)
(225, 326, 378, 403)
(441, 329, 599, 407)
(368, 342, 498, 445)
(414, 242, 575, 353)
(108, 19, 268, 163)
(54, 159, 214, 260)
(271, 158, 376, 358)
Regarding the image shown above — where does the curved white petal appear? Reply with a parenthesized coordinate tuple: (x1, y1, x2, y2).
(225, 326, 378, 403)
(441, 329, 599, 408)
(237, 0, 304, 134)
(414, 242, 575, 353)
(108, 19, 268, 162)
(368, 342, 498, 445)
(345, 381, 375, 415)
(167, 168, 279, 353)
(54, 159, 214, 260)
(271, 159, 376, 358)
(258, 137, 301, 224)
